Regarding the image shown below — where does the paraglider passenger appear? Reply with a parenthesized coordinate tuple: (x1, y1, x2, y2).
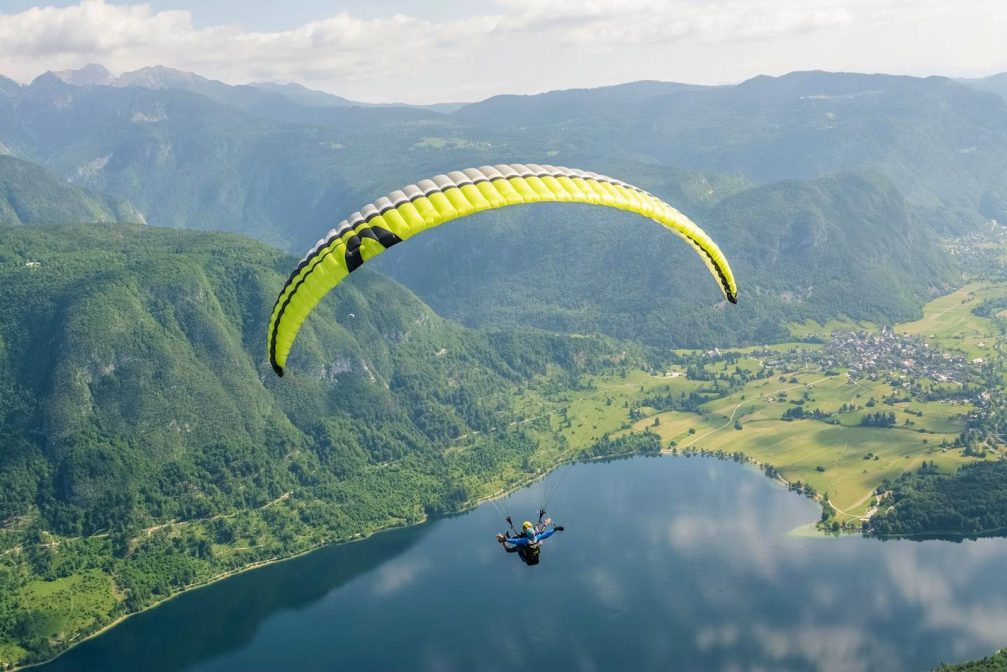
(497, 516, 564, 566)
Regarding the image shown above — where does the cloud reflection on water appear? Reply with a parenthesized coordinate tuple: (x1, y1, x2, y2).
(43, 456, 1007, 672)
(370, 555, 432, 598)
(575, 457, 1007, 671)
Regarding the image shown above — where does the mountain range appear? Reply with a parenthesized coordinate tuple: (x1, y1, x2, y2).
(2, 64, 993, 346)
(48, 63, 465, 115)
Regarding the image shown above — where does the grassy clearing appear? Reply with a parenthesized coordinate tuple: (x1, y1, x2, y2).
(510, 368, 702, 449)
(17, 571, 119, 648)
(0, 643, 27, 669)
(897, 282, 1006, 360)
(789, 318, 878, 338)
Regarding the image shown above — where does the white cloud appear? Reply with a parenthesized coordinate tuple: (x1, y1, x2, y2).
(499, 0, 853, 45)
(0, 0, 1005, 103)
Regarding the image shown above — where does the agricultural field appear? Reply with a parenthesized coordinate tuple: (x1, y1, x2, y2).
(519, 366, 974, 523)
(897, 282, 1007, 360)
(789, 318, 878, 339)
(451, 281, 1004, 525)
(616, 374, 975, 520)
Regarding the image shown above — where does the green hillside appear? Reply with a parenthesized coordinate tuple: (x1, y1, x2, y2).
(0, 74, 439, 248)
(0, 155, 142, 226)
(868, 461, 1007, 539)
(454, 72, 1007, 232)
(936, 650, 1007, 671)
(0, 224, 627, 533)
(0, 224, 628, 665)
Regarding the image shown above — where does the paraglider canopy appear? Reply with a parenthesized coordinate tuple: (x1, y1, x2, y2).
(267, 163, 738, 376)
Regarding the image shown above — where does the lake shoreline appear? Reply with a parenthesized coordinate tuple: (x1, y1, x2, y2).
(11, 451, 600, 671)
(10, 525, 409, 672)
(12, 448, 835, 671)
(32, 454, 1007, 672)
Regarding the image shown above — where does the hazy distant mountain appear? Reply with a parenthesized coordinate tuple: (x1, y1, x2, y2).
(957, 73, 1007, 102)
(51, 63, 116, 87)
(0, 74, 384, 246)
(49, 63, 359, 103)
(0, 74, 19, 97)
(10, 67, 1005, 241)
(450, 80, 710, 123)
(46, 64, 461, 120)
(455, 71, 1007, 232)
(250, 81, 467, 113)
(116, 65, 229, 93)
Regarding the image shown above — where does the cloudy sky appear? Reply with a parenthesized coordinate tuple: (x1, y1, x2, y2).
(1, 0, 1005, 104)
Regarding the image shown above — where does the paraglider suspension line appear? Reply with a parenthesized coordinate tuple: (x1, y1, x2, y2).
(538, 465, 568, 514)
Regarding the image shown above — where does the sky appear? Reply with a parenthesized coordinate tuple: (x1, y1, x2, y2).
(0, 0, 1005, 104)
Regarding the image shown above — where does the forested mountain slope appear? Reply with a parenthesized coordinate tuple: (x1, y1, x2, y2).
(455, 72, 1007, 232)
(0, 225, 624, 538)
(0, 223, 633, 664)
(958, 73, 1007, 102)
(0, 155, 142, 226)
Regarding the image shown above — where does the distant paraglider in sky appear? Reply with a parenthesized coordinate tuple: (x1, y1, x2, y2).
(267, 163, 738, 376)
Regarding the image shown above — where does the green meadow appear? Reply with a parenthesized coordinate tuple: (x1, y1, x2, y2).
(897, 282, 1007, 360)
(537, 280, 1007, 522)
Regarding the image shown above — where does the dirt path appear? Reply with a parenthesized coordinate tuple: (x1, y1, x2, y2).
(762, 375, 836, 402)
(138, 491, 293, 537)
(454, 410, 557, 441)
(677, 400, 748, 449)
(260, 491, 291, 509)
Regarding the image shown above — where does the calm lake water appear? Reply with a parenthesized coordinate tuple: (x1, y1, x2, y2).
(39, 456, 1007, 672)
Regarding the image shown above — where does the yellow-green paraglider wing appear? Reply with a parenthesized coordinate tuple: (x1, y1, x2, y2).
(267, 163, 738, 376)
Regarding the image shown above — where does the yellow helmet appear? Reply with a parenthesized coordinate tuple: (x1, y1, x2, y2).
(522, 521, 533, 530)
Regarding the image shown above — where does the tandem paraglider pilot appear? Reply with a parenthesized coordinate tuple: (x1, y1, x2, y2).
(496, 511, 564, 566)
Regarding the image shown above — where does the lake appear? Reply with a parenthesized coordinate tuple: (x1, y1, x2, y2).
(38, 455, 1007, 672)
